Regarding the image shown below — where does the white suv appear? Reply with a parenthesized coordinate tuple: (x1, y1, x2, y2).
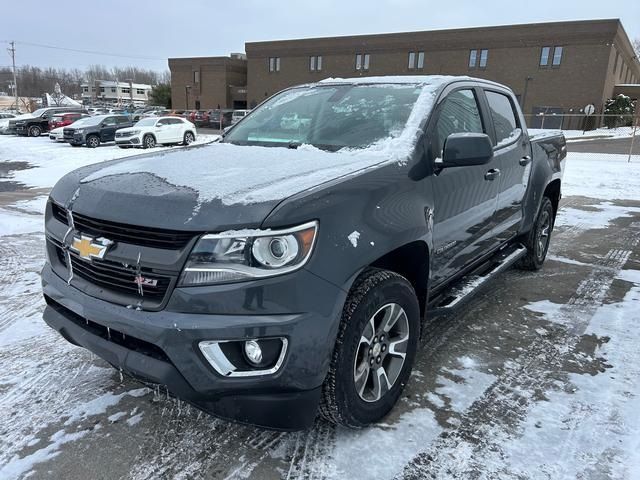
(115, 116, 197, 149)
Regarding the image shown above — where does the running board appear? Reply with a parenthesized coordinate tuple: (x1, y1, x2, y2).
(427, 244, 527, 316)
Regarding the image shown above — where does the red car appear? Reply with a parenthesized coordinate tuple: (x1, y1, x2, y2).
(49, 112, 88, 130)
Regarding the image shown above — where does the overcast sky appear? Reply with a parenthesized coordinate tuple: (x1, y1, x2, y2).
(2, 0, 638, 72)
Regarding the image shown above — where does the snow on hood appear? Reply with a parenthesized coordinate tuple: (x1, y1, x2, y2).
(81, 77, 454, 209)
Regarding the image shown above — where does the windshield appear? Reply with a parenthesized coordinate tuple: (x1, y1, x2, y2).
(223, 84, 422, 151)
(135, 118, 157, 127)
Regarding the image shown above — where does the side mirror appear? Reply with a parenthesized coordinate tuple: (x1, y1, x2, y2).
(440, 133, 493, 168)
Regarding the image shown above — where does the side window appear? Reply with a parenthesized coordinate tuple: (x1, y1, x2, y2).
(485, 91, 520, 146)
(434, 89, 484, 155)
(115, 116, 129, 125)
(102, 117, 116, 126)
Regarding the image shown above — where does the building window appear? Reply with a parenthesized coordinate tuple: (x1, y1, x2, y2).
(122, 87, 130, 94)
(269, 57, 280, 72)
(540, 46, 551, 66)
(479, 49, 488, 68)
(469, 49, 478, 68)
(111, 87, 116, 93)
(355, 53, 370, 71)
(408, 51, 425, 70)
(99, 87, 105, 93)
(82, 86, 88, 93)
(309, 55, 322, 71)
(552, 46, 563, 66)
(136, 88, 145, 95)
(194, 71, 200, 83)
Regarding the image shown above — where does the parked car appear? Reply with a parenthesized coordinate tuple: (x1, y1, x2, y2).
(49, 126, 66, 142)
(208, 109, 233, 129)
(8, 107, 88, 136)
(0, 112, 16, 119)
(42, 76, 565, 431)
(192, 110, 210, 127)
(231, 109, 250, 124)
(115, 116, 196, 149)
(63, 114, 133, 148)
(49, 112, 89, 131)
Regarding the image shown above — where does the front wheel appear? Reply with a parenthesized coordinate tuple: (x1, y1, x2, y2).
(517, 196, 554, 270)
(86, 135, 100, 148)
(142, 134, 156, 149)
(183, 131, 195, 145)
(320, 268, 420, 428)
(28, 125, 42, 137)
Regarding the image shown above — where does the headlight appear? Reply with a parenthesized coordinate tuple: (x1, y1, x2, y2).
(127, 130, 140, 136)
(179, 221, 318, 286)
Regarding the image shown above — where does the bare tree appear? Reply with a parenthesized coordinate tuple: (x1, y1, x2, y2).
(634, 38, 640, 58)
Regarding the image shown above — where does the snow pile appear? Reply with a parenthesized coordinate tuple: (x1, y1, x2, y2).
(347, 231, 360, 247)
(530, 126, 637, 141)
(554, 201, 640, 229)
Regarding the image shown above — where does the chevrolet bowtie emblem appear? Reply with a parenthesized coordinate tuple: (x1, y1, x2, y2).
(70, 235, 112, 261)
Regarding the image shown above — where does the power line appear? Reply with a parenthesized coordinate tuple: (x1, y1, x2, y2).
(14, 40, 164, 61)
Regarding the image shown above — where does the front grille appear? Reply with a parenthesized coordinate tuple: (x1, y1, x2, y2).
(44, 295, 171, 362)
(115, 131, 132, 138)
(55, 242, 172, 302)
(51, 202, 195, 250)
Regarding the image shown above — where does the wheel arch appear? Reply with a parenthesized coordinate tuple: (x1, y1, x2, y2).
(543, 179, 561, 224)
(369, 240, 430, 320)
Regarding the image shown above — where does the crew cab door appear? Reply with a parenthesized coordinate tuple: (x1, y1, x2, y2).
(427, 87, 502, 286)
(481, 89, 531, 243)
(100, 116, 118, 141)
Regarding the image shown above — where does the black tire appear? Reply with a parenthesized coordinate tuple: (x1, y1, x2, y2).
(70, 143, 82, 147)
(86, 135, 100, 148)
(517, 196, 554, 270)
(28, 125, 42, 137)
(319, 268, 420, 428)
(183, 131, 195, 145)
(142, 134, 156, 149)
(118, 145, 129, 149)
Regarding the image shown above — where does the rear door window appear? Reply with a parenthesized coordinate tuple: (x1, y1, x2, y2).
(485, 91, 520, 146)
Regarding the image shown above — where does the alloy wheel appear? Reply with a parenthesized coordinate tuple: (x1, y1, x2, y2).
(145, 136, 155, 148)
(353, 303, 410, 403)
(536, 210, 551, 260)
(184, 132, 194, 144)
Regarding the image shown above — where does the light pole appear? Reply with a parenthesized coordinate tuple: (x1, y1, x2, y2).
(185, 85, 191, 110)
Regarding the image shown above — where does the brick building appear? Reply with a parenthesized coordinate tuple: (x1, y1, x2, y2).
(168, 54, 248, 110)
(170, 19, 640, 125)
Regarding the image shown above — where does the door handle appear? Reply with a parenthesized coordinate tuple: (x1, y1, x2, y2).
(484, 168, 501, 181)
(519, 155, 531, 166)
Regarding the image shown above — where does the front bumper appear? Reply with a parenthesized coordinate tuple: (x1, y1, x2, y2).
(115, 136, 140, 145)
(41, 264, 346, 430)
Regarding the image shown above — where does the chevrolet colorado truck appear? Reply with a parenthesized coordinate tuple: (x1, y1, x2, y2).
(42, 76, 565, 430)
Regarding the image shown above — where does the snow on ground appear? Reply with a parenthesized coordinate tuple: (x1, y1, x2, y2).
(562, 152, 640, 200)
(0, 133, 218, 190)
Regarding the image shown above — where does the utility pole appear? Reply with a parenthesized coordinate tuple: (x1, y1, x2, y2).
(7, 41, 19, 113)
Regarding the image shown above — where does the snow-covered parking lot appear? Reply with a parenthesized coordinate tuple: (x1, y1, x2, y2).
(1, 134, 640, 479)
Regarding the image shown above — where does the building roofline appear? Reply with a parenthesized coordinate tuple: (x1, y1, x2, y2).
(245, 18, 622, 53)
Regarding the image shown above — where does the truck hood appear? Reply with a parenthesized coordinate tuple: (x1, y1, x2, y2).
(50, 142, 397, 231)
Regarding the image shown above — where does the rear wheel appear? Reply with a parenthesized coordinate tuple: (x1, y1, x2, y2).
(320, 268, 420, 428)
(517, 196, 554, 270)
(86, 135, 100, 148)
(142, 134, 156, 149)
(28, 125, 42, 137)
(183, 131, 195, 145)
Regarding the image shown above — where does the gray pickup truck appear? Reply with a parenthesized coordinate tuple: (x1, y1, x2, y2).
(42, 76, 565, 430)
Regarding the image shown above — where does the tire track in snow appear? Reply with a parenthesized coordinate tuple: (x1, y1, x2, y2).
(398, 228, 636, 479)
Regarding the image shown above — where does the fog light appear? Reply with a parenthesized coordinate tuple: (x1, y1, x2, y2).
(244, 340, 263, 365)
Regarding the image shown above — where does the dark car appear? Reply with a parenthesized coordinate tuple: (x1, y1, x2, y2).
(9, 106, 88, 136)
(207, 109, 233, 129)
(63, 114, 133, 147)
(192, 110, 210, 127)
(49, 112, 89, 130)
(42, 76, 565, 431)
